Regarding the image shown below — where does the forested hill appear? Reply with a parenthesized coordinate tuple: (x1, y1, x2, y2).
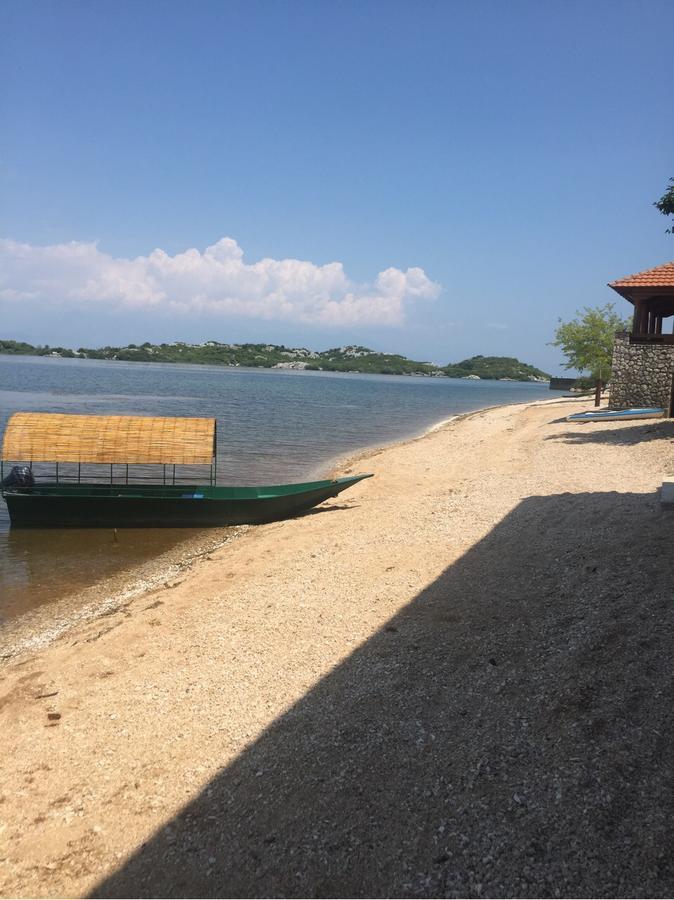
(0, 340, 550, 382)
(442, 356, 550, 381)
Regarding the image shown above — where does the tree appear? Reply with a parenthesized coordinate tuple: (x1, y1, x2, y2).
(551, 303, 630, 406)
(654, 177, 674, 234)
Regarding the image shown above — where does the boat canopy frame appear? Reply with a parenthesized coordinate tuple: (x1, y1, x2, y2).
(1, 412, 218, 488)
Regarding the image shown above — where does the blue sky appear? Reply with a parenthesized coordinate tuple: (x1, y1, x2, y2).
(1, 0, 672, 373)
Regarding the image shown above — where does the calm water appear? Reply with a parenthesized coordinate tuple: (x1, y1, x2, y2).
(0, 355, 557, 627)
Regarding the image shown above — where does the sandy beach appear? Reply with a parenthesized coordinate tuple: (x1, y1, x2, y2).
(0, 397, 672, 898)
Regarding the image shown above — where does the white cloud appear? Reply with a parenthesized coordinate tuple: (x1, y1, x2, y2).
(0, 237, 440, 327)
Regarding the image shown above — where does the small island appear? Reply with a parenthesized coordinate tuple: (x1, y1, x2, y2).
(0, 339, 550, 382)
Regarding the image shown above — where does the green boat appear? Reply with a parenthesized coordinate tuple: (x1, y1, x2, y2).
(1, 412, 372, 528)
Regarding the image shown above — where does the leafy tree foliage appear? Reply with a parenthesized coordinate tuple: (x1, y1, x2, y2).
(654, 177, 674, 234)
(551, 303, 630, 382)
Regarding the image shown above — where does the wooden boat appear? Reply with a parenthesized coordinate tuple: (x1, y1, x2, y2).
(0, 412, 372, 528)
(566, 407, 665, 423)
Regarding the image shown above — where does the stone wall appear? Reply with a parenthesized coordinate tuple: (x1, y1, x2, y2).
(610, 332, 674, 410)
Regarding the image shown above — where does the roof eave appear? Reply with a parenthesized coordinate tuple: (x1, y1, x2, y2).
(608, 282, 635, 303)
(608, 282, 674, 304)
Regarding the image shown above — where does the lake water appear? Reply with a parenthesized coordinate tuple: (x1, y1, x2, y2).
(0, 355, 558, 643)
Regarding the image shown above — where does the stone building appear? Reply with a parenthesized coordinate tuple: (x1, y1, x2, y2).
(608, 261, 674, 412)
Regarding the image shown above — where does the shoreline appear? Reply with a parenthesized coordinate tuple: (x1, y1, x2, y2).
(1, 394, 673, 897)
(325, 392, 580, 475)
(0, 526, 249, 661)
(0, 348, 551, 383)
(0, 394, 572, 662)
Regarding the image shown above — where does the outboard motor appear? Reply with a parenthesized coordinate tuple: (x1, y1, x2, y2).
(2, 465, 35, 488)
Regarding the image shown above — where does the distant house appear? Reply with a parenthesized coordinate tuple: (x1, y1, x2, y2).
(608, 261, 674, 413)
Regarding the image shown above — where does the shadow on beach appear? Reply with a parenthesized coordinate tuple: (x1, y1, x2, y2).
(546, 420, 674, 446)
(92, 490, 673, 899)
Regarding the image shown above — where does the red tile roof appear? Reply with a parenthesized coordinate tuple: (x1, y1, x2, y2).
(609, 261, 674, 288)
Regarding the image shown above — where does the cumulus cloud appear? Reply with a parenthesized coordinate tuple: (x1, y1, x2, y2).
(0, 237, 440, 327)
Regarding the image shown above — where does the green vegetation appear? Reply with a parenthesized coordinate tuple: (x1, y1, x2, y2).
(551, 303, 629, 381)
(551, 302, 630, 405)
(0, 338, 550, 382)
(0, 339, 78, 357)
(305, 347, 438, 376)
(654, 176, 674, 234)
(442, 355, 548, 381)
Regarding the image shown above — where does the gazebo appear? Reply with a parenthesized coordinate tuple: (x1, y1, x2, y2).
(609, 261, 674, 343)
(608, 261, 674, 412)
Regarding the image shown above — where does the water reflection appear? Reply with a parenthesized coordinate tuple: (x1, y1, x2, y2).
(1, 526, 200, 622)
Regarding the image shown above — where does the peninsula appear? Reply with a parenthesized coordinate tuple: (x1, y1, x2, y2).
(0, 339, 550, 381)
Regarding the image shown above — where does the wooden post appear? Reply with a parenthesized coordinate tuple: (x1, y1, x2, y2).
(594, 379, 602, 407)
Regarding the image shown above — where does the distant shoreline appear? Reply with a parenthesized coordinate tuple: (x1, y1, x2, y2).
(0, 341, 551, 383)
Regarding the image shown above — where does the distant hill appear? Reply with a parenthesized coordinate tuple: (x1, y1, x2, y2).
(0, 339, 550, 382)
(442, 355, 549, 381)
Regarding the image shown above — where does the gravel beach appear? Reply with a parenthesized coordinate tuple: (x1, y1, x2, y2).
(0, 397, 672, 898)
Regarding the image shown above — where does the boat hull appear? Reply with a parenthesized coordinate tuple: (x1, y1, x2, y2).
(2, 476, 372, 528)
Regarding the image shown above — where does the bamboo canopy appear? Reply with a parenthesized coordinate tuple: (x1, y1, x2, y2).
(1, 413, 216, 465)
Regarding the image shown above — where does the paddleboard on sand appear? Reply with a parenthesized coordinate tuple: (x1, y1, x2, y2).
(566, 407, 665, 422)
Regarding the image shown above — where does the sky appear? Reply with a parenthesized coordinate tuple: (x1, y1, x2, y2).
(1, 0, 673, 374)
